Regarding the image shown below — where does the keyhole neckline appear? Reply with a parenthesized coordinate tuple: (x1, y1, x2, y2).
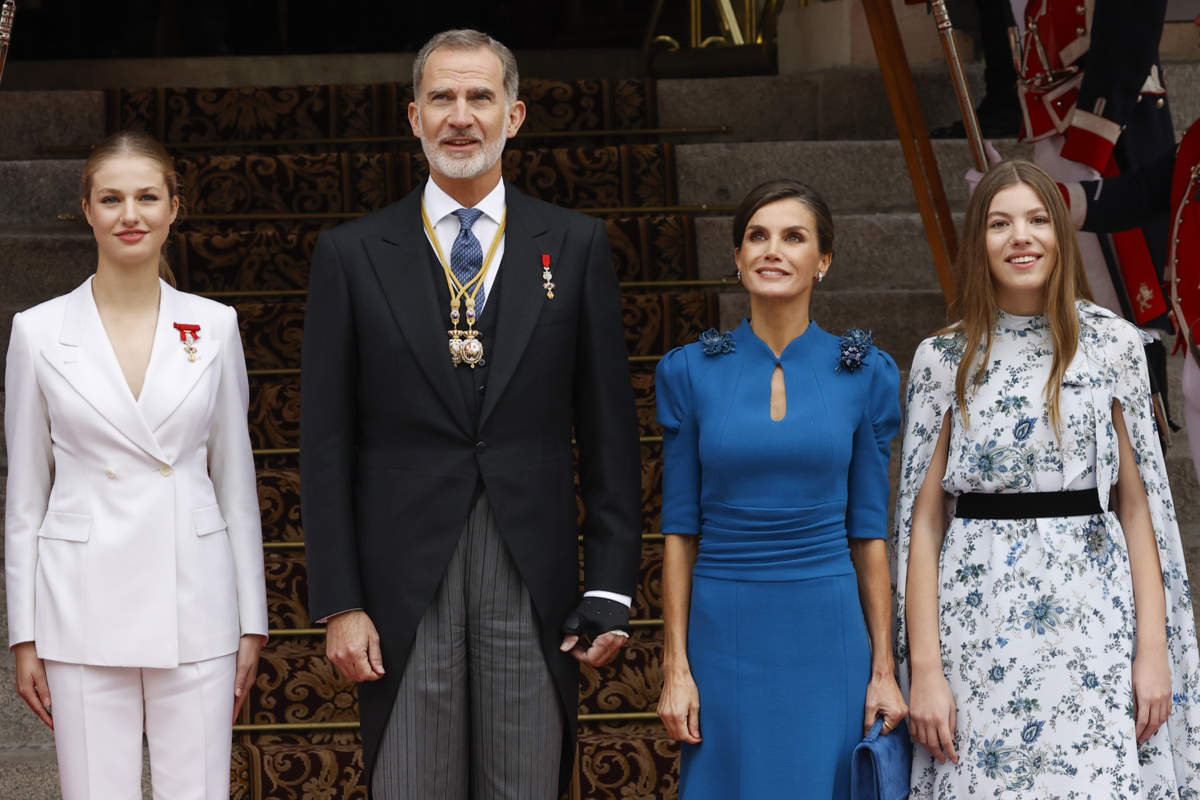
(769, 363, 787, 423)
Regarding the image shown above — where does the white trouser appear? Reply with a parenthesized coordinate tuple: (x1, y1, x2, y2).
(44, 653, 236, 800)
(1185, 355, 1200, 487)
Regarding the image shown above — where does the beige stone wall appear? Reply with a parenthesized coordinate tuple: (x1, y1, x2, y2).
(777, 0, 974, 74)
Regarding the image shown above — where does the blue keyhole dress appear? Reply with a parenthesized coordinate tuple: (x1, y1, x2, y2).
(656, 318, 901, 799)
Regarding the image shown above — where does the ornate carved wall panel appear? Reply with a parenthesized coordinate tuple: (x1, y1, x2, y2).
(179, 214, 698, 293)
(107, 79, 656, 146)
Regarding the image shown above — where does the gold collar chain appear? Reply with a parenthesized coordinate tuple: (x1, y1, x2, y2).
(421, 200, 507, 368)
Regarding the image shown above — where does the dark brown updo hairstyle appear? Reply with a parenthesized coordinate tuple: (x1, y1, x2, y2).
(731, 179, 835, 256)
(80, 131, 183, 287)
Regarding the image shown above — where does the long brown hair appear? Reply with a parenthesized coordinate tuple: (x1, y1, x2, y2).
(80, 131, 183, 287)
(945, 159, 1092, 437)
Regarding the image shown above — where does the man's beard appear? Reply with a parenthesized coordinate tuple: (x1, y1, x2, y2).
(419, 119, 508, 181)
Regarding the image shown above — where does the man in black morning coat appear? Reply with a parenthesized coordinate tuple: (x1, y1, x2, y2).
(300, 28, 642, 798)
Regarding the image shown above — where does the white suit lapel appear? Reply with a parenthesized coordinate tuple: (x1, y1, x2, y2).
(137, 282, 220, 434)
(40, 278, 168, 463)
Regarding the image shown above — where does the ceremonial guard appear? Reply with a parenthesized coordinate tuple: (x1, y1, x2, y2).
(1012, 0, 1175, 328)
(1059, 118, 1200, 480)
(1170, 121, 1200, 479)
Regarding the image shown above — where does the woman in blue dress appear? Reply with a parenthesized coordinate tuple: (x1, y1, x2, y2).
(655, 179, 909, 798)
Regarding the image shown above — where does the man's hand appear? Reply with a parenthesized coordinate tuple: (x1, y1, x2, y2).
(560, 631, 627, 667)
(559, 596, 630, 667)
(325, 610, 386, 683)
(13, 642, 52, 729)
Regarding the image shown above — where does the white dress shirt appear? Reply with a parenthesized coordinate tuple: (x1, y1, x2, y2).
(422, 177, 506, 305)
(323, 178, 631, 621)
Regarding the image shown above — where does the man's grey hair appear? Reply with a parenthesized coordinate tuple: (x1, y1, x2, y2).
(412, 29, 520, 105)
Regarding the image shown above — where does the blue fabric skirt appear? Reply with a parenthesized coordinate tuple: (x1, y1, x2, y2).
(680, 571, 870, 800)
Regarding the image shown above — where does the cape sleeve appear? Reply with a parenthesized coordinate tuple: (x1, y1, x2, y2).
(891, 333, 960, 695)
(846, 347, 901, 540)
(655, 346, 701, 536)
(1104, 317, 1200, 774)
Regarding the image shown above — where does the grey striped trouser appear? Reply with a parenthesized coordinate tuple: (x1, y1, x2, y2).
(371, 492, 564, 800)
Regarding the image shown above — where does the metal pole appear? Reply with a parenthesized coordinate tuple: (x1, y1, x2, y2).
(0, 1, 15, 87)
(930, 0, 988, 171)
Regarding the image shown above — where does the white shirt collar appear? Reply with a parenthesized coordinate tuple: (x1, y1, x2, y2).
(423, 177, 506, 225)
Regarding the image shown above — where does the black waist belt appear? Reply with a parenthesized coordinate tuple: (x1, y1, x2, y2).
(955, 489, 1102, 520)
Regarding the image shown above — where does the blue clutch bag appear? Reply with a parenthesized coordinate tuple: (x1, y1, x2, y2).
(850, 718, 912, 800)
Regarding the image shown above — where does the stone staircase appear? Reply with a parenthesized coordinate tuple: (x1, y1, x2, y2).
(3, 51, 1200, 800)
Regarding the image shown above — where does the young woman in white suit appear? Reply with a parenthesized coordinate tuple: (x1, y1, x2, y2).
(4, 131, 268, 799)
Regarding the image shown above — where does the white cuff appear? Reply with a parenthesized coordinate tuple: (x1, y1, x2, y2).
(583, 590, 632, 608)
(1070, 109, 1122, 144)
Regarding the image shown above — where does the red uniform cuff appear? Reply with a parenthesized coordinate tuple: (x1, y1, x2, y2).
(1060, 110, 1121, 173)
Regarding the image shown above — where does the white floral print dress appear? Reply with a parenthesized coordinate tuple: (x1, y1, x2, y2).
(893, 302, 1200, 798)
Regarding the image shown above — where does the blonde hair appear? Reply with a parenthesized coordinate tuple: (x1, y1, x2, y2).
(945, 159, 1092, 438)
(81, 131, 183, 287)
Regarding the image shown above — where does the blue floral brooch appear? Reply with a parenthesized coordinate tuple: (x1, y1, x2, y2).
(836, 328, 873, 373)
(699, 328, 735, 356)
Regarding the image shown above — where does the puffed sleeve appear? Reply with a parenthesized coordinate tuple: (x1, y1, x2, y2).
(4, 312, 52, 648)
(846, 348, 901, 539)
(206, 303, 268, 638)
(656, 346, 700, 536)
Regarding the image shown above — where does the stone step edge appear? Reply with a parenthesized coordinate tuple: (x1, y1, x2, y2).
(229, 719, 669, 737)
(0, 743, 57, 756)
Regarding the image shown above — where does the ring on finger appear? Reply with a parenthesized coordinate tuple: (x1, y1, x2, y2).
(882, 718, 892, 731)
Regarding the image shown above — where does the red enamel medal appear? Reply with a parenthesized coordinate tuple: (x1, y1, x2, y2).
(172, 323, 201, 362)
(541, 253, 554, 300)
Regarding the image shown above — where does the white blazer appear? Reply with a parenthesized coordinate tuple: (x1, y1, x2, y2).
(4, 277, 268, 668)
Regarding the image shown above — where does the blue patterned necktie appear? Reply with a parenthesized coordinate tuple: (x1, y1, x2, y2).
(451, 208, 486, 313)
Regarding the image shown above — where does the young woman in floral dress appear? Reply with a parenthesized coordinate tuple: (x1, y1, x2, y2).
(896, 159, 1200, 797)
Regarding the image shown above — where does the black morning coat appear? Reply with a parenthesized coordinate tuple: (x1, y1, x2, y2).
(299, 181, 643, 793)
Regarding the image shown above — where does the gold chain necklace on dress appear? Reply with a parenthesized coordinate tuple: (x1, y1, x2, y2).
(421, 200, 507, 368)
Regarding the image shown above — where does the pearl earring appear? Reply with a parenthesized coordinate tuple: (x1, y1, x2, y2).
(737, 270, 742, 281)
(817, 271, 824, 283)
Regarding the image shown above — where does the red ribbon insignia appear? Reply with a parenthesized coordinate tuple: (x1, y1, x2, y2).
(173, 323, 201, 342)
(540, 254, 555, 300)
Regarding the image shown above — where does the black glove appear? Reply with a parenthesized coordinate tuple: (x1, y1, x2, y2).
(561, 596, 631, 644)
